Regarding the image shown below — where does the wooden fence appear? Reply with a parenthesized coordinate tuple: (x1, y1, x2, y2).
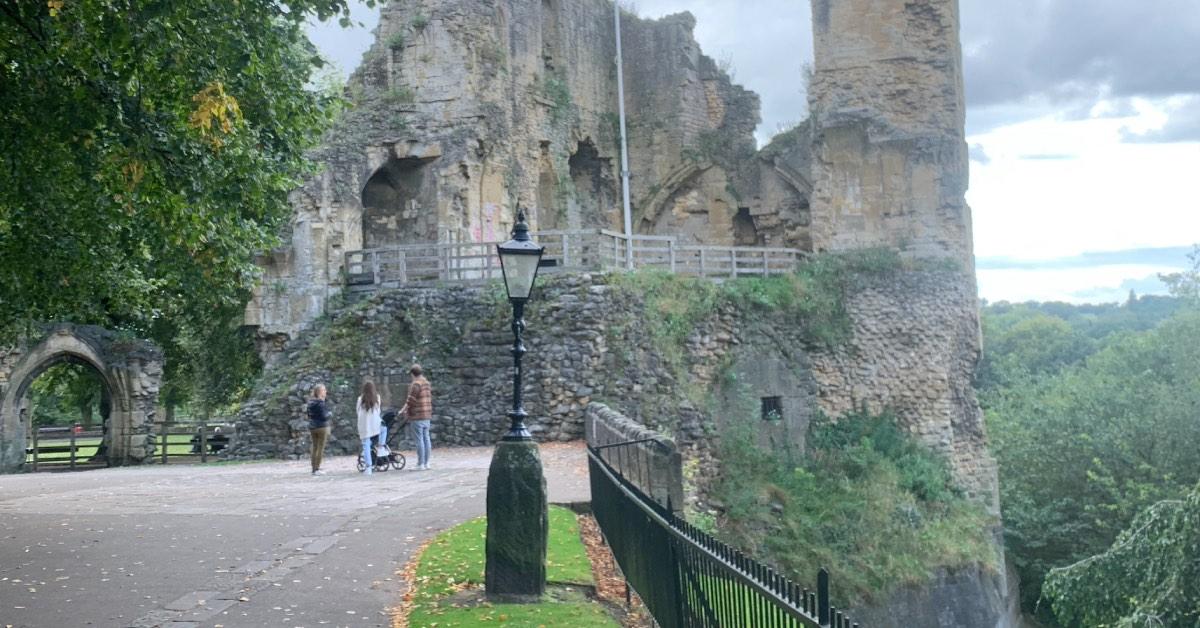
(25, 426, 106, 472)
(25, 422, 233, 471)
(344, 229, 804, 290)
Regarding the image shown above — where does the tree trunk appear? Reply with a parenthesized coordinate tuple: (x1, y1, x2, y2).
(79, 401, 93, 430)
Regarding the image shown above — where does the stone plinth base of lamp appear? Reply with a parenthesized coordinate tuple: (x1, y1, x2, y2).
(485, 440, 548, 602)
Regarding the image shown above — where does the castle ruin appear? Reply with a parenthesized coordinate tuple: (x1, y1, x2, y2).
(243, 0, 988, 496)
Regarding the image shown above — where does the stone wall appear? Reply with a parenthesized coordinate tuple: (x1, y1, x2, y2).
(808, 0, 974, 265)
(810, 271, 997, 506)
(227, 269, 994, 500)
(585, 402, 684, 512)
(0, 325, 162, 472)
(245, 0, 810, 343)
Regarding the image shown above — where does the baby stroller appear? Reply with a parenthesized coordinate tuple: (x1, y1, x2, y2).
(357, 408, 408, 472)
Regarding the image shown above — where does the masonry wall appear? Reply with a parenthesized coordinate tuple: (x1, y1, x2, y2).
(228, 270, 995, 501)
(808, 0, 973, 265)
(245, 0, 809, 343)
(0, 325, 162, 472)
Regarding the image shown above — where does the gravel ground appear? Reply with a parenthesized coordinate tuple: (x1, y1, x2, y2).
(0, 442, 590, 628)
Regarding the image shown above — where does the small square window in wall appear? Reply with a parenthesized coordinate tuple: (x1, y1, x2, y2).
(761, 396, 783, 421)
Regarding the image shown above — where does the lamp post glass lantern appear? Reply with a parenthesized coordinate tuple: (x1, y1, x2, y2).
(497, 210, 545, 441)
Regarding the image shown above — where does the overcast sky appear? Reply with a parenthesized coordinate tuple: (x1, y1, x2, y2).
(308, 1, 1200, 304)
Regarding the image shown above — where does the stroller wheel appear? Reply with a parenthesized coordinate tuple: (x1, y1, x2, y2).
(390, 453, 406, 471)
(375, 457, 390, 472)
(356, 455, 366, 472)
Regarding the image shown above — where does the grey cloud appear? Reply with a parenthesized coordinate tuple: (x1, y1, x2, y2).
(1069, 274, 1171, 303)
(1121, 97, 1200, 143)
(977, 246, 1195, 271)
(962, 0, 1200, 131)
(962, 0, 1200, 107)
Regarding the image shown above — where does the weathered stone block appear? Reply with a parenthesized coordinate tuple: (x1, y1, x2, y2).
(485, 440, 548, 601)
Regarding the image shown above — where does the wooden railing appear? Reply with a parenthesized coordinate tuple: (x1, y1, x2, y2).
(25, 426, 105, 471)
(344, 229, 803, 290)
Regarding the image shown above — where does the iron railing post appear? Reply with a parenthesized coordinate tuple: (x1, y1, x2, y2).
(818, 568, 830, 626)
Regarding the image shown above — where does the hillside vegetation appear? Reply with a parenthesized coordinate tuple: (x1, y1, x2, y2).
(708, 411, 994, 606)
(980, 247, 1200, 625)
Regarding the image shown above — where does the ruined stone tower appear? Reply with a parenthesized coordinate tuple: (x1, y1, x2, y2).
(809, 0, 973, 264)
(245, 0, 811, 343)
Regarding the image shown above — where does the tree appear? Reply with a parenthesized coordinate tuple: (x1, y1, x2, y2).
(1044, 482, 1200, 627)
(0, 0, 379, 407)
(1160, 245, 1199, 305)
(985, 310, 1200, 615)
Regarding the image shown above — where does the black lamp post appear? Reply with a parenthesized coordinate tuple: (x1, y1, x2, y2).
(486, 208, 549, 602)
(496, 209, 545, 442)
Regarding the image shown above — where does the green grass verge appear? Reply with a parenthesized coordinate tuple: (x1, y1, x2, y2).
(406, 506, 618, 627)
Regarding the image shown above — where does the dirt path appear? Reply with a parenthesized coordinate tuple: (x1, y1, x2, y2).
(0, 442, 589, 628)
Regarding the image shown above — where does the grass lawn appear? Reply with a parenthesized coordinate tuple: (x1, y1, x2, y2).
(404, 506, 620, 628)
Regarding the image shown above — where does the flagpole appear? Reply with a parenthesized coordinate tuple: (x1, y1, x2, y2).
(614, 1, 634, 268)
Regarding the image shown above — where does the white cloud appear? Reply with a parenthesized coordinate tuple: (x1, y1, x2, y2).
(967, 99, 1200, 260)
(978, 265, 1177, 304)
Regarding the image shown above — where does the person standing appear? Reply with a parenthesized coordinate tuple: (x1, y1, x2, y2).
(400, 365, 433, 470)
(306, 384, 333, 476)
(356, 381, 382, 476)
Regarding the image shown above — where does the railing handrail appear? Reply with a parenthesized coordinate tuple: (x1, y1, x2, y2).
(342, 229, 807, 290)
(589, 444, 862, 628)
(589, 446, 824, 625)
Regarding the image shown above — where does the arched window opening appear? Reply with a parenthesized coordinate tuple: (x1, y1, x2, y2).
(361, 156, 439, 248)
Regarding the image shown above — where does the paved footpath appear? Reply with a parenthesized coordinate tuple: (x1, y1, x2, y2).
(0, 443, 590, 628)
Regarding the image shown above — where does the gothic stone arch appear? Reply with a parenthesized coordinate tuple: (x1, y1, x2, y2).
(0, 324, 162, 473)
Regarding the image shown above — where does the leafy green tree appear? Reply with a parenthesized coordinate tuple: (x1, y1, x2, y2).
(977, 312, 1094, 390)
(1160, 245, 1199, 304)
(1043, 482, 1200, 628)
(27, 362, 104, 428)
(986, 310, 1200, 615)
(0, 0, 378, 409)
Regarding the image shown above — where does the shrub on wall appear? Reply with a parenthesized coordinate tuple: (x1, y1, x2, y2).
(709, 410, 995, 605)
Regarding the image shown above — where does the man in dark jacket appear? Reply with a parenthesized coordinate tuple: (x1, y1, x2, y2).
(307, 384, 333, 475)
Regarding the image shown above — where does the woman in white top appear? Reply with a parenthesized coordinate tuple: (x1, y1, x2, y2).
(356, 381, 383, 475)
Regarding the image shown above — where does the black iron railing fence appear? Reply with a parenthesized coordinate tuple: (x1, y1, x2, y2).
(589, 443, 862, 628)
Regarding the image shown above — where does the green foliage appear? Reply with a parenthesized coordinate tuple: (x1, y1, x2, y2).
(603, 249, 918, 417)
(1044, 482, 1200, 628)
(26, 362, 104, 428)
(759, 122, 807, 160)
(411, 14, 430, 32)
(711, 411, 993, 605)
(542, 75, 572, 124)
(982, 302, 1200, 618)
(384, 86, 416, 105)
(479, 40, 506, 67)
(0, 0, 372, 410)
(388, 31, 406, 50)
(1160, 244, 1199, 304)
(157, 304, 264, 416)
(406, 507, 617, 627)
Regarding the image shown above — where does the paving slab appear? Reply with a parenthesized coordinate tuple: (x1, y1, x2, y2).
(0, 442, 589, 627)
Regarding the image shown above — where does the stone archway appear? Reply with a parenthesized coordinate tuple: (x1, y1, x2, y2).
(0, 324, 162, 473)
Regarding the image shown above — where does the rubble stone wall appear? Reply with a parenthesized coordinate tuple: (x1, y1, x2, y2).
(228, 270, 995, 500)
